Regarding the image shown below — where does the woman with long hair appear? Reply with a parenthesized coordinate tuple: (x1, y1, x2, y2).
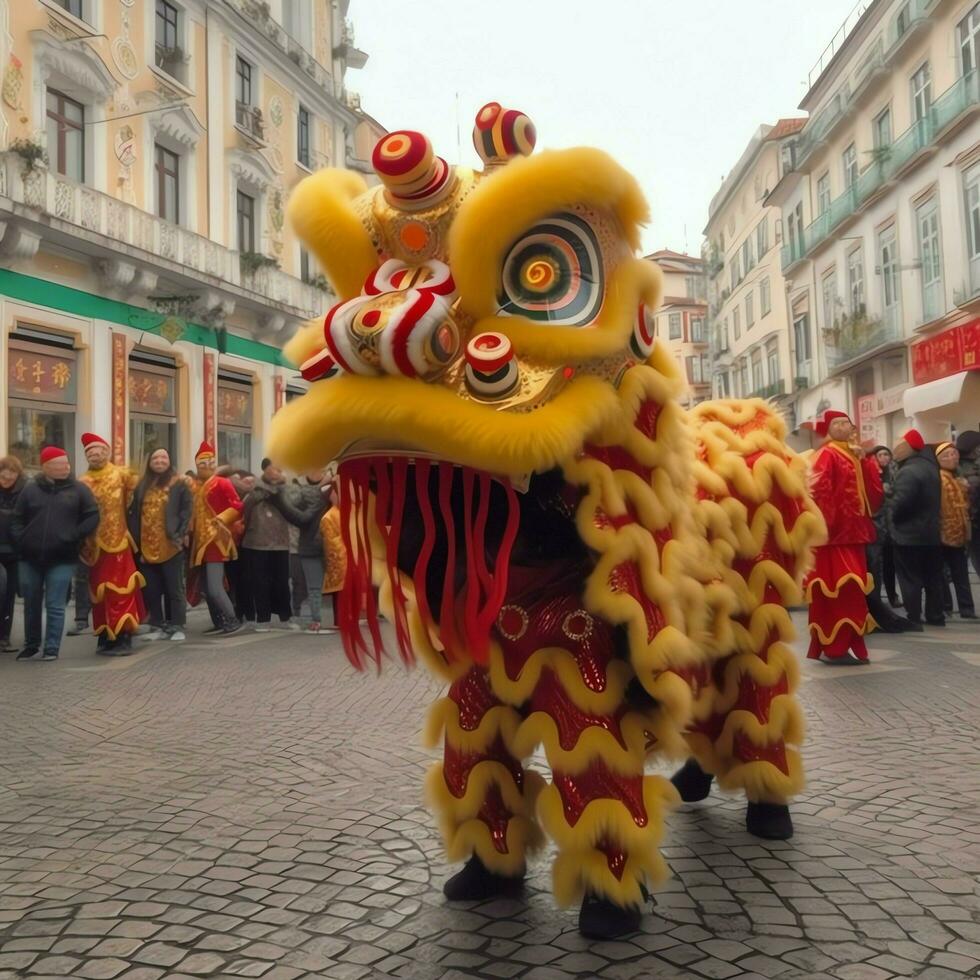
(0, 454, 27, 652)
(128, 448, 192, 641)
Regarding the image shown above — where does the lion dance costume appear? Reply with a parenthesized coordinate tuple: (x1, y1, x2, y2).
(268, 104, 825, 938)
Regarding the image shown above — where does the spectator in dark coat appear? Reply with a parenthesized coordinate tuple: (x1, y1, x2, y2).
(0, 455, 27, 652)
(12, 447, 100, 661)
(957, 430, 980, 579)
(890, 429, 944, 627)
(867, 445, 900, 606)
(275, 470, 329, 631)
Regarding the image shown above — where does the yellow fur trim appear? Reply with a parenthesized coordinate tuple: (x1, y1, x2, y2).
(93, 612, 141, 641)
(424, 699, 522, 754)
(805, 572, 874, 601)
(536, 774, 678, 853)
(445, 816, 543, 877)
(712, 694, 805, 756)
(808, 614, 877, 645)
(552, 848, 670, 909)
(89, 569, 146, 603)
(464, 259, 662, 365)
(450, 147, 650, 318)
(283, 320, 324, 371)
(287, 169, 377, 299)
(717, 749, 805, 805)
(266, 372, 622, 476)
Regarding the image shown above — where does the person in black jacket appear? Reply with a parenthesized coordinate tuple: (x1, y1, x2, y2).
(128, 448, 192, 642)
(890, 429, 944, 627)
(0, 455, 27, 652)
(11, 446, 100, 661)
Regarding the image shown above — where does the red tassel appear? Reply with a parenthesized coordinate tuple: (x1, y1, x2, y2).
(413, 459, 437, 643)
(474, 480, 519, 661)
(462, 468, 484, 661)
(384, 458, 414, 664)
(360, 462, 384, 668)
(437, 463, 460, 661)
(337, 466, 367, 670)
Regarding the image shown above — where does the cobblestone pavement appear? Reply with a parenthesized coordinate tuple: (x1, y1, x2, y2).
(1, 602, 978, 980)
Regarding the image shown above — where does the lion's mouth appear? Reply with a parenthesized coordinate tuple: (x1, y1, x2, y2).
(336, 454, 586, 669)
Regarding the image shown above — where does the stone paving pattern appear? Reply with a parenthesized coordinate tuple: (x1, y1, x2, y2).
(1, 605, 979, 980)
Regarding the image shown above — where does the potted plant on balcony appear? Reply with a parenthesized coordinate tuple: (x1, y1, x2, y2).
(240, 252, 279, 280)
(155, 45, 185, 75)
(9, 137, 47, 177)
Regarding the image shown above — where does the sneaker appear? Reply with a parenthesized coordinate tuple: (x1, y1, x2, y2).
(140, 629, 167, 642)
(202, 625, 224, 635)
(2, 641, 18, 653)
(960, 611, 978, 620)
(307, 622, 321, 633)
(254, 624, 271, 633)
(221, 621, 244, 635)
(42, 651, 59, 661)
(66, 622, 88, 636)
(16, 647, 41, 661)
(278, 621, 300, 631)
(168, 630, 186, 642)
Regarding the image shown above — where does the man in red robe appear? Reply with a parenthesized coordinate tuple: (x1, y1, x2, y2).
(804, 410, 884, 664)
(79, 432, 145, 655)
(189, 442, 243, 634)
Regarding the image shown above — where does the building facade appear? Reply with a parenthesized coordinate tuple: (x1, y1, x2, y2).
(703, 119, 806, 416)
(0, 0, 378, 472)
(646, 250, 709, 408)
(768, 0, 980, 443)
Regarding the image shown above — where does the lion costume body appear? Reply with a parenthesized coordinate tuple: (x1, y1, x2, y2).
(268, 104, 825, 938)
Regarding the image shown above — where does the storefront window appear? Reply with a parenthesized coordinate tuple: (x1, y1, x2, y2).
(7, 329, 78, 470)
(217, 371, 253, 471)
(129, 352, 178, 468)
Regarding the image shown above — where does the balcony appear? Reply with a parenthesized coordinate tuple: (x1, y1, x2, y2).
(783, 71, 980, 273)
(154, 44, 189, 86)
(751, 379, 786, 400)
(0, 154, 324, 321)
(823, 308, 903, 371)
(235, 102, 265, 145)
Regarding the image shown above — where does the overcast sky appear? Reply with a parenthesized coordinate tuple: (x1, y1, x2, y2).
(352, 0, 858, 255)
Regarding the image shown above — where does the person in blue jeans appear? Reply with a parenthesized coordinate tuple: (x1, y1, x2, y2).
(11, 446, 100, 662)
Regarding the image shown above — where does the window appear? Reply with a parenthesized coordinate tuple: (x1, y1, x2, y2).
(793, 313, 812, 366)
(966, 163, 980, 292)
(895, 2, 911, 39)
(297, 105, 311, 168)
(55, 0, 83, 17)
(755, 219, 768, 257)
(237, 190, 256, 252)
(129, 351, 178, 468)
(689, 356, 703, 384)
(739, 360, 749, 396)
(154, 144, 180, 224)
(685, 274, 705, 300)
(733, 307, 741, 341)
(879, 225, 900, 316)
(45, 90, 84, 182)
(745, 291, 754, 328)
(760, 277, 771, 316)
(751, 352, 764, 392)
(668, 313, 682, 340)
(741, 238, 753, 274)
(874, 107, 892, 150)
(766, 345, 780, 387)
(959, 2, 980, 76)
(300, 247, 312, 283)
(917, 197, 943, 321)
(236, 55, 253, 106)
(911, 63, 932, 122)
(847, 246, 865, 314)
(822, 269, 838, 332)
(156, 0, 179, 52)
(217, 372, 253, 472)
(842, 143, 858, 189)
(817, 173, 831, 215)
(691, 316, 704, 342)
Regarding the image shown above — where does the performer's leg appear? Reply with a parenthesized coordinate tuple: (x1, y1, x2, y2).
(204, 562, 237, 626)
(425, 664, 541, 898)
(526, 657, 673, 937)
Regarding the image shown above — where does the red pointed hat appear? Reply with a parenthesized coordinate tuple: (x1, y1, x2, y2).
(902, 429, 925, 451)
(803, 409, 851, 439)
(195, 441, 216, 463)
(81, 432, 109, 449)
(39, 446, 68, 464)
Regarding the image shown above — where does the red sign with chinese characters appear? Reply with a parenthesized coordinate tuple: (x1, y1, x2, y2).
(129, 369, 175, 416)
(111, 333, 127, 464)
(217, 384, 252, 428)
(911, 319, 980, 384)
(8, 349, 76, 404)
(203, 353, 216, 447)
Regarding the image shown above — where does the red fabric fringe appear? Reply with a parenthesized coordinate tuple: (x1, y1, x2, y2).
(337, 458, 519, 671)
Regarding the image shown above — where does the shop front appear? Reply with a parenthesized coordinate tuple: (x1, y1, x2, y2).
(217, 369, 254, 471)
(904, 320, 980, 439)
(6, 325, 78, 469)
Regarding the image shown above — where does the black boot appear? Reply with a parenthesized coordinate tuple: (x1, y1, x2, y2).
(442, 855, 524, 901)
(578, 892, 642, 939)
(746, 801, 793, 840)
(116, 633, 133, 656)
(670, 758, 714, 802)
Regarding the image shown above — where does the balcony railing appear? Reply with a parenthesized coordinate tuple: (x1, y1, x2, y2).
(235, 102, 265, 143)
(824, 308, 903, 370)
(783, 71, 980, 272)
(0, 155, 324, 318)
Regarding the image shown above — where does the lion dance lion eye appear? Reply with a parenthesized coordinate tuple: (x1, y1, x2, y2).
(498, 213, 604, 327)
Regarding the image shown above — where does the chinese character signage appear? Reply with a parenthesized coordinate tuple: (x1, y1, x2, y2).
(112, 333, 127, 464)
(203, 353, 216, 447)
(911, 320, 980, 384)
(129, 369, 176, 416)
(217, 383, 252, 428)
(8, 347, 77, 404)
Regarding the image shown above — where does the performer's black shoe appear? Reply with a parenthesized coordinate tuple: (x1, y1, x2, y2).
(578, 892, 642, 940)
(746, 802, 794, 840)
(442, 856, 524, 901)
(116, 634, 133, 656)
(670, 759, 714, 803)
